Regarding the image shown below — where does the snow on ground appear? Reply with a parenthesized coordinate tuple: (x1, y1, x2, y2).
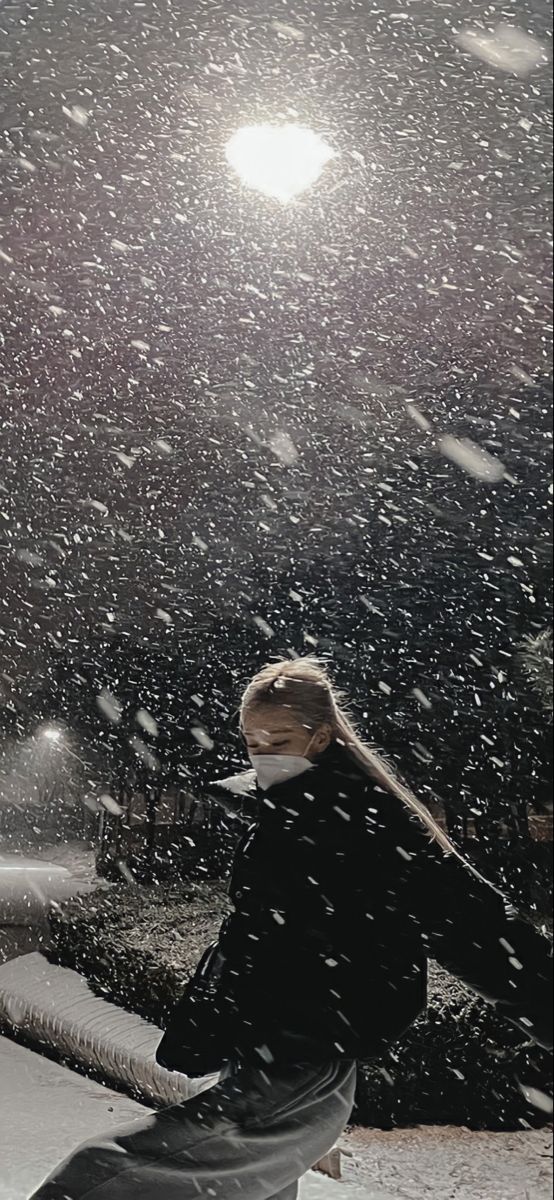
(0, 1038, 368, 1200)
(0, 847, 97, 924)
(0, 1037, 551, 1200)
(339, 1125, 553, 1199)
(25, 842, 98, 883)
(0, 1038, 144, 1200)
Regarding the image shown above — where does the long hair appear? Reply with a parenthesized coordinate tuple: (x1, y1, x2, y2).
(240, 656, 456, 856)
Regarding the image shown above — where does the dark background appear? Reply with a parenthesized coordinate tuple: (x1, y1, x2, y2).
(1, 0, 552, 892)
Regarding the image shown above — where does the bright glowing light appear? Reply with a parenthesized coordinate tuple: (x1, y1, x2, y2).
(41, 727, 62, 743)
(225, 124, 336, 203)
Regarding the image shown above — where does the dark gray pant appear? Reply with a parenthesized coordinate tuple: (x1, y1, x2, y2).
(30, 1057, 357, 1200)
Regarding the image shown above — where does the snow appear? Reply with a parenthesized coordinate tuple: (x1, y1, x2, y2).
(455, 24, 550, 77)
(0, 1039, 551, 1200)
(0, 854, 94, 923)
(0, 951, 209, 1107)
(0, 0, 552, 1191)
(339, 1125, 554, 1200)
(0, 1037, 147, 1200)
(0, 1038, 368, 1199)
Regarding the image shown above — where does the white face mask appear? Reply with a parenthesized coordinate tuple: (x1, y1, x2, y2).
(249, 735, 317, 792)
(249, 754, 315, 792)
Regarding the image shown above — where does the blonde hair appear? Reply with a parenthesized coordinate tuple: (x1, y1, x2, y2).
(241, 656, 455, 856)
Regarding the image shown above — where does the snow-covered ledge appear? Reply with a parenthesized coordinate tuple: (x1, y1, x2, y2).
(0, 857, 95, 924)
(0, 952, 218, 1107)
(0, 953, 344, 1182)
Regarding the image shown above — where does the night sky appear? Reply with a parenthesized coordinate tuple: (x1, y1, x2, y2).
(0, 0, 552, 727)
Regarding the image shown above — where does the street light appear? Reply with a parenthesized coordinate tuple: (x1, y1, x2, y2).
(41, 726, 62, 743)
(38, 724, 84, 766)
(225, 123, 336, 203)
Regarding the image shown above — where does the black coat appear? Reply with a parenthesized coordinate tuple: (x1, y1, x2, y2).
(157, 744, 553, 1076)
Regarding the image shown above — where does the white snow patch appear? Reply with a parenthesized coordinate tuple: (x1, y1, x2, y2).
(62, 104, 89, 126)
(456, 23, 550, 77)
(440, 436, 506, 482)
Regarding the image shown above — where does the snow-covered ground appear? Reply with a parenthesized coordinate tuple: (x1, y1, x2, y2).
(0, 1038, 365, 1200)
(0, 848, 96, 923)
(0, 1037, 551, 1200)
(339, 1125, 553, 1199)
(0, 1037, 146, 1200)
(21, 842, 98, 883)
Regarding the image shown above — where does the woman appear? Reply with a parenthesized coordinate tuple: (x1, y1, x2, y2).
(33, 658, 552, 1200)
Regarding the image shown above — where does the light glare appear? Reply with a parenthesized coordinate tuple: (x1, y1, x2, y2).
(42, 727, 62, 743)
(225, 124, 336, 203)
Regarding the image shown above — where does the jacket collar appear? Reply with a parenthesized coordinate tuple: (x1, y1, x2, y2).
(209, 768, 258, 796)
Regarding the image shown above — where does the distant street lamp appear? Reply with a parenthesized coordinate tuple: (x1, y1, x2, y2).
(38, 724, 84, 766)
(225, 123, 336, 203)
(41, 726, 63, 744)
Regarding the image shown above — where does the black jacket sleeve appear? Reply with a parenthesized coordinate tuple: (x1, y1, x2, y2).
(155, 939, 232, 1077)
(391, 799, 553, 1051)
